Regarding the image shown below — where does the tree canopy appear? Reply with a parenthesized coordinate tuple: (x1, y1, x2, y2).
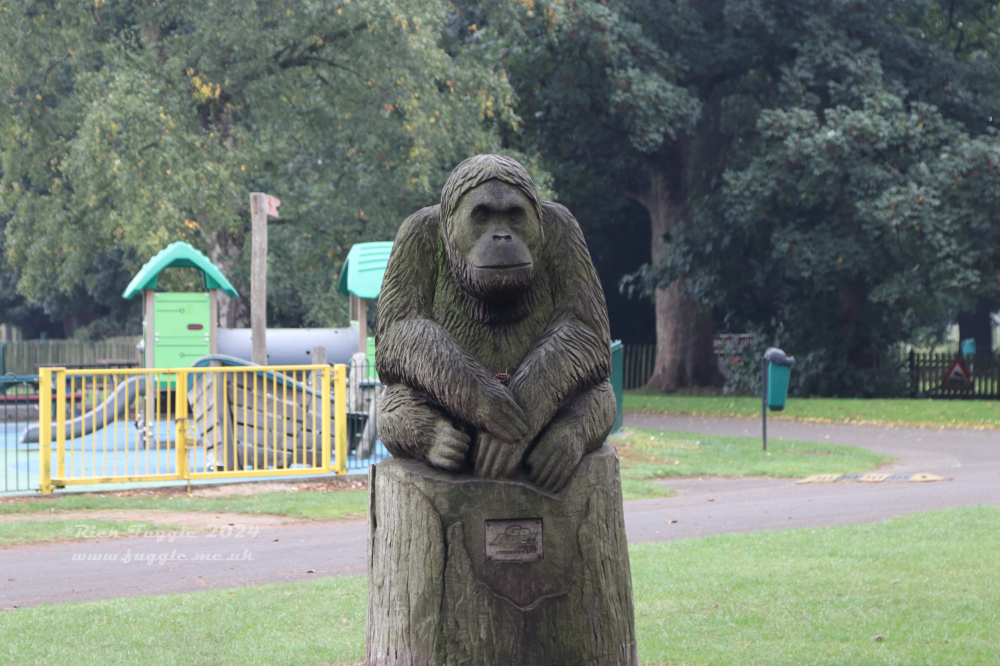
(483, 0, 1000, 395)
(4, 0, 1000, 398)
(1, 0, 525, 332)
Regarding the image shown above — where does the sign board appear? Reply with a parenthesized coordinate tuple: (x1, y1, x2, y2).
(942, 359, 972, 389)
(485, 518, 543, 562)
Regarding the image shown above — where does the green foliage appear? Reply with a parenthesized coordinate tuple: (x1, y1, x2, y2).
(0, 0, 522, 327)
(675, 86, 1000, 395)
(483, 0, 1000, 394)
(596, 0, 1000, 396)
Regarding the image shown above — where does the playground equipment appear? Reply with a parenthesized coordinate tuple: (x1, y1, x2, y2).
(123, 240, 362, 367)
(19, 375, 146, 446)
(217, 328, 357, 365)
(9, 241, 394, 493)
(122, 242, 238, 369)
(28, 364, 357, 494)
(337, 241, 392, 360)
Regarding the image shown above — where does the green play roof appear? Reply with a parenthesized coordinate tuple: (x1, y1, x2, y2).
(337, 241, 393, 299)
(122, 241, 239, 299)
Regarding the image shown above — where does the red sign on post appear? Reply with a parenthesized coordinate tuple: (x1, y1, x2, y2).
(264, 194, 281, 218)
(250, 194, 281, 218)
(941, 359, 972, 389)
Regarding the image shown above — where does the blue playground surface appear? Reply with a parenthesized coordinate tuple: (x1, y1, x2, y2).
(1, 421, 386, 495)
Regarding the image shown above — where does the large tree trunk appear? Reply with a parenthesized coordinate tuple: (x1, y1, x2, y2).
(637, 160, 720, 392)
(650, 281, 718, 391)
(367, 444, 637, 665)
(205, 228, 250, 328)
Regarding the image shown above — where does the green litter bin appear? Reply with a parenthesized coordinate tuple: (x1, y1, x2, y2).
(610, 340, 623, 434)
(764, 347, 795, 411)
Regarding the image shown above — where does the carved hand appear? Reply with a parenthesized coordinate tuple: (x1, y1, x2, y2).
(525, 428, 585, 493)
(473, 432, 530, 480)
(476, 382, 530, 443)
(425, 418, 472, 472)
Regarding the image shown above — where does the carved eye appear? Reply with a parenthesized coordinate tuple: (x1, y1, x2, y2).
(473, 205, 490, 224)
(508, 207, 523, 224)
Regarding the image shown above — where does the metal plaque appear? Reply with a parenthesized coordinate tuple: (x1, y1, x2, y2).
(485, 518, 543, 562)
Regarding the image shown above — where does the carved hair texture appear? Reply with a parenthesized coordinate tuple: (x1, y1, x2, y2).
(440, 154, 543, 238)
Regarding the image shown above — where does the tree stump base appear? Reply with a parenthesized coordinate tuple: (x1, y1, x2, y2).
(366, 443, 638, 665)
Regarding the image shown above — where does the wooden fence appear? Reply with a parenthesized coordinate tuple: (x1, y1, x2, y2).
(0, 337, 141, 376)
(908, 352, 1000, 399)
(623, 346, 1000, 399)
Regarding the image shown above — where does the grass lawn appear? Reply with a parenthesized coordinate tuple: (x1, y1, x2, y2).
(0, 485, 368, 522)
(2, 506, 996, 665)
(0, 430, 890, 516)
(0, 519, 188, 548)
(615, 427, 892, 499)
(630, 505, 1000, 664)
(624, 392, 1000, 429)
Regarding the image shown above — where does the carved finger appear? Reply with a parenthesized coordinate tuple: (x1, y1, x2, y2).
(447, 427, 472, 446)
(486, 446, 508, 478)
(482, 439, 507, 478)
(545, 465, 572, 493)
(500, 450, 522, 478)
(427, 448, 463, 471)
(475, 436, 496, 476)
(439, 439, 468, 462)
(533, 454, 560, 489)
(484, 448, 506, 478)
(492, 442, 522, 478)
(494, 396, 529, 440)
(527, 445, 554, 478)
(428, 455, 461, 471)
(527, 448, 551, 482)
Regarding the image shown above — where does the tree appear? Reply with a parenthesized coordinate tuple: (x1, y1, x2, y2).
(614, 0, 1000, 396)
(485, 0, 1000, 394)
(675, 93, 1000, 394)
(481, 0, 711, 391)
(1, 0, 520, 329)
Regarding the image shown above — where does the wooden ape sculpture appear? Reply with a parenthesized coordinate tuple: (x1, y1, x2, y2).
(376, 154, 615, 492)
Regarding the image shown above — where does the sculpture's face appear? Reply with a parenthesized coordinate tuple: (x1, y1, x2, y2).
(446, 180, 542, 303)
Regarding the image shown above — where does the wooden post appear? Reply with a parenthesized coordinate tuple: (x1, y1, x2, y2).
(761, 357, 768, 451)
(311, 345, 327, 389)
(250, 192, 268, 366)
(208, 290, 219, 355)
(143, 290, 156, 369)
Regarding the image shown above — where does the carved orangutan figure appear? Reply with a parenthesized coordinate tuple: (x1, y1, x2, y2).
(375, 154, 615, 492)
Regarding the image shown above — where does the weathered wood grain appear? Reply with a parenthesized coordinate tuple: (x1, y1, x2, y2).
(366, 444, 637, 665)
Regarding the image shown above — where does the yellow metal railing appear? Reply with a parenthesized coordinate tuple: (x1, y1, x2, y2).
(38, 364, 348, 494)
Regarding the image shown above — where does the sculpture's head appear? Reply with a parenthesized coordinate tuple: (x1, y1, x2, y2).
(441, 155, 543, 303)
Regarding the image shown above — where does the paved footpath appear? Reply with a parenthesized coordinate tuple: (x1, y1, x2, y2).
(2, 412, 996, 609)
(623, 412, 998, 543)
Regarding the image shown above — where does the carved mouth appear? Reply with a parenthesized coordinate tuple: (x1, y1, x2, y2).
(475, 263, 532, 270)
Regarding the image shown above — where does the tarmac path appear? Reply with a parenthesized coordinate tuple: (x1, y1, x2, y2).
(2, 412, 996, 609)
(623, 412, 998, 543)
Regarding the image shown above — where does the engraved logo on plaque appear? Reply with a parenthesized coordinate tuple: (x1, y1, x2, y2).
(485, 518, 543, 562)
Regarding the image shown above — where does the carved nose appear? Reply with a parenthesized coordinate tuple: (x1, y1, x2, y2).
(493, 233, 513, 242)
